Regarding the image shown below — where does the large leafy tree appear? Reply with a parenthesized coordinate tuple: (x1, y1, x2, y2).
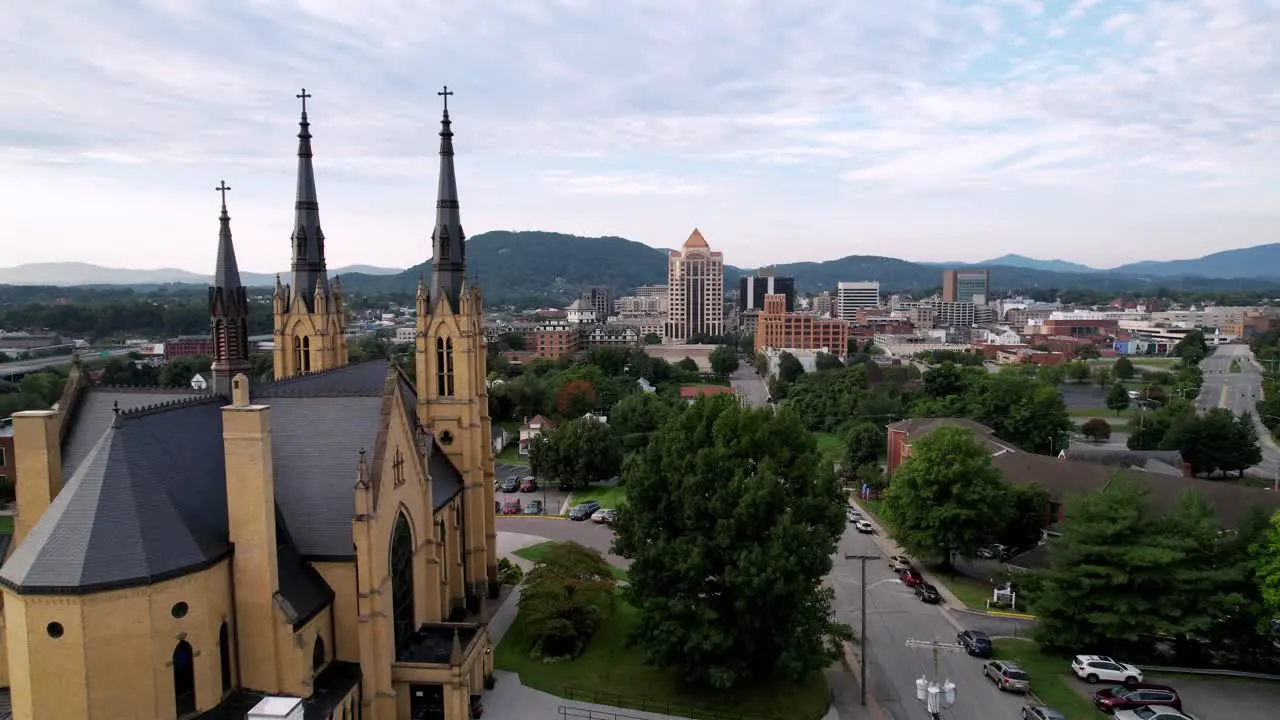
(613, 396, 849, 689)
(777, 351, 805, 383)
(883, 426, 1012, 566)
(922, 363, 970, 398)
(1113, 356, 1136, 380)
(841, 421, 884, 472)
(1105, 382, 1132, 415)
(1000, 483, 1051, 550)
(1256, 511, 1280, 617)
(609, 392, 678, 451)
(1033, 482, 1237, 653)
(709, 345, 740, 378)
(529, 417, 623, 490)
(1161, 408, 1261, 477)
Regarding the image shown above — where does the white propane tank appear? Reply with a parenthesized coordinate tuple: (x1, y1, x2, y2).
(942, 679, 956, 707)
(916, 676, 929, 701)
(926, 684, 941, 713)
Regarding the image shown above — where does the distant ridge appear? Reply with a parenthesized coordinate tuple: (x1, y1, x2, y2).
(4, 233, 1280, 302)
(0, 262, 401, 287)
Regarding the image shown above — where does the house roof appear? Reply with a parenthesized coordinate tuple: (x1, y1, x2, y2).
(0, 360, 466, 594)
(679, 385, 735, 399)
(1060, 446, 1185, 471)
(522, 414, 551, 430)
(887, 417, 1019, 454)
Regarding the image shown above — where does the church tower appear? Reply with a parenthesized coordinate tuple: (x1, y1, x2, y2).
(415, 87, 499, 606)
(209, 181, 252, 396)
(273, 89, 348, 380)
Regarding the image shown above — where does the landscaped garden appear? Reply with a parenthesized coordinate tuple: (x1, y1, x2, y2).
(496, 586, 829, 719)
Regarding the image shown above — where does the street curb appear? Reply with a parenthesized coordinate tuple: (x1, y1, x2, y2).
(840, 641, 891, 720)
(495, 514, 568, 521)
(985, 610, 1037, 620)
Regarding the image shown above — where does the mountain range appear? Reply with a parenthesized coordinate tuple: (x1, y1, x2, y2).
(4, 233, 1280, 303)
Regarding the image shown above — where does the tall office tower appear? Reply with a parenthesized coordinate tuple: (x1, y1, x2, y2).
(665, 228, 725, 342)
(942, 269, 990, 303)
(812, 292, 833, 317)
(581, 285, 612, 319)
(836, 281, 881, 318)
(739, 271, 796, 312)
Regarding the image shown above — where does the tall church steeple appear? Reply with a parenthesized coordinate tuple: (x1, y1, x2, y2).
(429, 86, 467, 313)
(290, 88, 328, 311)
(209, 181, 251, 397)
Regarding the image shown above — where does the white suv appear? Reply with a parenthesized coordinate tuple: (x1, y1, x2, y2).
(1071, 655, 1143, 684)
(1113, 707, 1192, 720)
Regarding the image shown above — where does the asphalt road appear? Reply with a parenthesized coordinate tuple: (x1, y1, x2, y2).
(830, 527, 1028, 720)
(0, 348, 132, 378)
(731, 364, 770, 406)
(1195, 344, 1280, 476)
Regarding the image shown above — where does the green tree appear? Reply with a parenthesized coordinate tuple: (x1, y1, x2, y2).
(883, 427, 1012, 567)
(1105, 382, 1131, 415)
(754, 352, 769, 378)
(555, 378, 598, 418)
(1033, 481, 1236, 654)
(1255, 511, 1280, 617)
(777, 351, 804, 383)
(18, 370, 68, 406)
(1113, 356, 1135, 380)
(1174, 329, 1209, 365)
(709, 345, 740, 378)
(1066, 362, 1090, 383)
(613, 397, 849, 689)
(841, 422, 883, 472)
(676, 357, 699, 374)
(160, 356, 212, 388)
(814, 352, 843, 372)
(1093, 365, 1111, 388)
(530, 417, 623, 490)
(1081, 417, 1111, 441)
(1037, 363, 1067, 386)
(922, 363, 969, 398)
(1161, 409, 1259, 477)
(644, 333, 661, 345)
(497, 332, 526, 351)
(610, 392, 677, 451)
(1000, 483, 1050, 550)
(517, 542, 617, 660)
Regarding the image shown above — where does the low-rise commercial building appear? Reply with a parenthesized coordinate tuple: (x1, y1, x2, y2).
(755, 294, 848, 356)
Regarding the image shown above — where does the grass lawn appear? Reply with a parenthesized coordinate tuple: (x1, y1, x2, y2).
(814, 432, 846, 467)
(494, 594, 830, 719)
(513, 541, 629, 581)
(992, 639, 1095, 720)
(1066, 407, 1132, 419)
(0, 515, 11, 534)
(571, 485, 628, 509)
(495, 444, 530, 466)
(926, 566, 997, 611)
(1130, 357, 1181, 368)
(1230, 359, 1243, 373)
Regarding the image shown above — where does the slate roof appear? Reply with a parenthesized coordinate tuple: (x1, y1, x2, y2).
(0, 360, 465, 594)
(1060, 446, 1185, 472)
(887, 417, 1020, 454)
(0, 398, 231, 594)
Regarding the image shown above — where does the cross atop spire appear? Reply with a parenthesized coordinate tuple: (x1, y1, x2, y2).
(297, 88, 312, 114)
(215, 180, 231, 211)
(438, 85, 453, 114)
(430, 84, 466, 312)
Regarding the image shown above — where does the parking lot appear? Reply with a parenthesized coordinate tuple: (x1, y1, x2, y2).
(494, 467, 574, 517)
(1067, 672, 1280, 720)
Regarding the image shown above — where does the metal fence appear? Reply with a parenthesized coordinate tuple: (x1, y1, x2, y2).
(561, 687, 831, 720)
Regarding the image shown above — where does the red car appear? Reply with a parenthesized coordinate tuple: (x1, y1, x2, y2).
(1092, 683, 1181, 713)
(501, 499, 522, 515)
(519, 477, 538, 492)
(899, 569, 924, 588)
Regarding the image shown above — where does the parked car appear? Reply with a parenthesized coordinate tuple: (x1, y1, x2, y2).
(983, 660, 1031, 693)
(957, 630, 993, 658)
(500, 478, 520, 493)
(854, 519, 874, 534)
(1112, 707, 1192, 720)
(899, 569, 924, 588)
(977, 543, 1006, 559)
(593, 508, 618, 524)
(522, 499, 543, 515)
(519, 477, 538, 492)
(1071, 655, 1143, 685)
(847, 508, 864, 522)
(1093, 683, 1182, 713)
(1021, 705, 1066, 720)
(501, 498, 522, 515)
(915, 583, 941, 604)
(568, 501, 601, 521)
(888, 555, 913, 573)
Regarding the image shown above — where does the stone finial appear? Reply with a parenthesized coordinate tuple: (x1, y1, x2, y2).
(449, 629, 463, 665)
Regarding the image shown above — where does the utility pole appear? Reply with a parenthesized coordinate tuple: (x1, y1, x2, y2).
(905, 638, 964, 719)
(845, 553, 880, 706)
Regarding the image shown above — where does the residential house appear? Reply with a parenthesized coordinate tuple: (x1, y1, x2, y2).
(519, 415, 553, 456)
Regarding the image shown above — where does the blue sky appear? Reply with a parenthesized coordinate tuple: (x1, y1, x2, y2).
(1, 0, 1277, 273)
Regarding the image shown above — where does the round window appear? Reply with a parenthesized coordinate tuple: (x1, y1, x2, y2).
(171, 602, 189, 619)
(47, 622, 64, 639)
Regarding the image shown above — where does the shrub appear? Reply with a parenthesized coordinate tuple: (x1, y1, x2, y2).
(497, 557, 524, 585)
(1081, 418, 1112, 441)
(517, 542, 617, 661)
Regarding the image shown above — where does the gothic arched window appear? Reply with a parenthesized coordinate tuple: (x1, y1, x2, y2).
(173, 640, 196, 716)
(293, 336, 302, 372)
(218, 622, 232, 695)
(302, 336, 312, 373)
(390, 512, 416, 658)
(436, 337, 455, 397)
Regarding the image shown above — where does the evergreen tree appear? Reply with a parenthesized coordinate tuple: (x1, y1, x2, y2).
(614, 396, 849, 689)
(1113, 356, 1136, 380)
(1105, 382, 1132, 415)
(883, 427, 1012, 566)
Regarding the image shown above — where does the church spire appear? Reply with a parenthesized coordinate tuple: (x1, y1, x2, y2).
(429, 85, 467, 313)
(209, 181, 251, 397)
(289, 87, 328, 311)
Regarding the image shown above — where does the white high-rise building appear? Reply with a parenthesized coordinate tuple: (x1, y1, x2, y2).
(836, 281, 881, 318)
(665, 228, 725, 342)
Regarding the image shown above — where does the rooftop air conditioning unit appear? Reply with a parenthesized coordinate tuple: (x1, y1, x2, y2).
(247, 696, 304, 720)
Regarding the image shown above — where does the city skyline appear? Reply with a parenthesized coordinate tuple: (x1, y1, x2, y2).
(2, 1, 1278, 273)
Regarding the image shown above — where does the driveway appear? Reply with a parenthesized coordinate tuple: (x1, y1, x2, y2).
(730, 365, 770, 406)
(1142, 672, 1280, 720)
(495, 516, 630, 568)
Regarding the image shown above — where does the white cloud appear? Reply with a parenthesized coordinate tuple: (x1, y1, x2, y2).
(538, 170, 708, 197)
(0, 0, 1277, 269)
